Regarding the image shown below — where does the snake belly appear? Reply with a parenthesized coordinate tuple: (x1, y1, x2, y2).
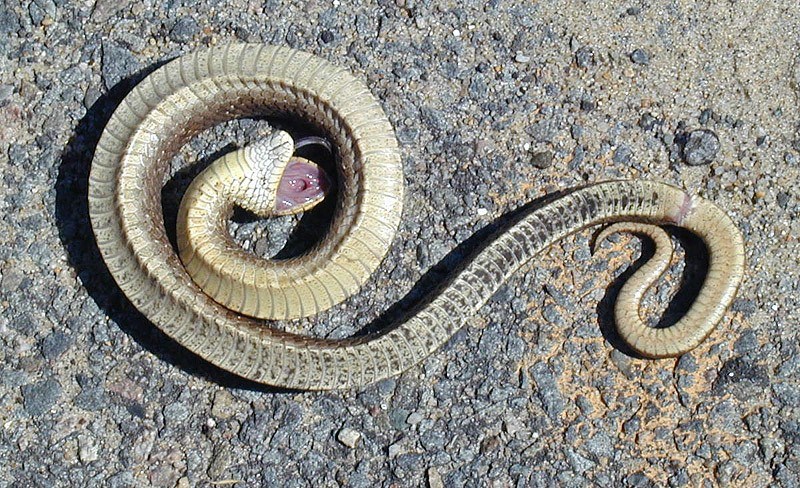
(88, 44, 745, 390)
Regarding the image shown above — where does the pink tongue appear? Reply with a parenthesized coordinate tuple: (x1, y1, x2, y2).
(275, 159, 331, 213)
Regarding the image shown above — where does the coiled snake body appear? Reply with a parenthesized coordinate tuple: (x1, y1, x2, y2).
(88, 44, 745, 390)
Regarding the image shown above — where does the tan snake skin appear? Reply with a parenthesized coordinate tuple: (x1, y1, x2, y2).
(88, 44, 745, 390)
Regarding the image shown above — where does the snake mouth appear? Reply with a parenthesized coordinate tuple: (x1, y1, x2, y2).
(274, 157, 332, 215)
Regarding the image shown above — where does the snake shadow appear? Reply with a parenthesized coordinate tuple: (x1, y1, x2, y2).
(56, 65, 709, 392)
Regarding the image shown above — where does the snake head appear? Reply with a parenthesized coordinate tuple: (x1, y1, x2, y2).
(273, 156, 331, 216)
(237, 130, 332, 217)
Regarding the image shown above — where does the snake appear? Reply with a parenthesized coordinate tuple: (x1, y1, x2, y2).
(88, 43, 745, 390)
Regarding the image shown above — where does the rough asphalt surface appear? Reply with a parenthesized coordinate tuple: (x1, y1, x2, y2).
(1, 1, 799, 486)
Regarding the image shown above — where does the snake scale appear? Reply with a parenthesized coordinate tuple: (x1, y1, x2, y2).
(88, 44, 745, 390)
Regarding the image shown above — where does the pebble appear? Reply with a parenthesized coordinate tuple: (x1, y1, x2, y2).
(78, 434, 100, 463)
(210, 390, 237, 419)
(91, 0, 123, 22)
(319, 30, 335, 44)
(84, 86, 101, 108)
(388, 441, 405, 458)
(0, 84, 13, 104)
(530, 150, 554, 169)
(773, 383, 800, 407)
(40, 330, 71, 360)
(575, 46, 595, 68)
(22, 378, 62, 416)
(101, 40, 140, 90)
(639, 113, 658, 131)
(630, 49, 650, 65)
(612, 145, 633, 165)
(503, 415, 524, 435)
(682, 129, 720, 165)
(699, 108, 713, 125)
(336, 428, 361, 448)
(406, 412, 424, 425)
(530, 362, 564, 419)
(207, 447, 231, 479)
(427, 467, 445, 488)
(515, 52, 531, 63)
(170, 17, 200, 42)
(580, 98, 596, 112)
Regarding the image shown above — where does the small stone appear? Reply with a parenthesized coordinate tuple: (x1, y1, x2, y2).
(469, 76, 488, 98)
(515, 52, 531, 63)
(101, 41, 140, 90)
(78, 434, 99, 463)
(210, 390, 236, 419)
(699, 108, 713, 125)
(630, 49, 650, 65)
(319, 30, 334, 44)
(0, 84, 13, 104)
(530, 361, 564, 419)
(389, 408, 409, 430)
(388, 441, 405, 457)
(149, 465, 180, 487)
(503, 415, 524, 435)
(669, 468, 690, 487)
(234, 27, 251, 41)
(420, 429, 447, 451)
(569, 145, 585, 170)
(565, 447, 595, 473)
(41, 331, 71, 360)
(337, 427, 361, 448)
(22, 378, 62, 416)
(406, 412, 424, 425)
(733, 328, 758, 352)
(625, 472, 655, 487)
(530, 151, 554, 169)
(773, 382, 800, 407)
(610, 350, 637, 378)
(575, 46, 595, 68)
(91, 0, 122, 22)
(777, 191, 791, 209)
(84, 86, 101, 109)
(623, 417, 641, 434)
(169, 17, 200, 43)
(612, 145, 633, 165)
(682, 129, 720, 165)
(785, 152, 798, 165)
(0, 7, 20, 36)
(207, 446, 231, 479)
(639, 113, 658, 131)
(576, 395, 594, 415)
(626, 7, 642, 15)
(676, 354, 698, 373)
(427, 467, 445, 488)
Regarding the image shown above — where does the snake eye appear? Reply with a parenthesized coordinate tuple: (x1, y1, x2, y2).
(274, 157, 331, 214)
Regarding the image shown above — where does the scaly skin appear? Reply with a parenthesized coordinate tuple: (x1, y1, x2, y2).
(88, 44, 745, 390)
